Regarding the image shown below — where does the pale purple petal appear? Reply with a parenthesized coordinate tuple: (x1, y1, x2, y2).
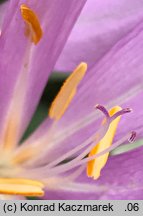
(0, 0, 29, 137)
(56, 0, 143, 71)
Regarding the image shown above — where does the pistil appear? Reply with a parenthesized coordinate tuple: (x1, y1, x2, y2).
(87, 106, 122, 179)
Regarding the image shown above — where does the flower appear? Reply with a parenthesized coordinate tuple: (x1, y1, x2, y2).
(0, 0, 143, 201)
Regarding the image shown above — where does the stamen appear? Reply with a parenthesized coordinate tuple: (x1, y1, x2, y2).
(44, 132, 132, 178)
(81, 132, 135, 165)
(20, 4, 43, 44)
(0, 178, 44, 196)
(49, 62, 87, 120)
(21, 106, 132, 179)
(25, 132, 134, 179)
(87, 106, 122, 180)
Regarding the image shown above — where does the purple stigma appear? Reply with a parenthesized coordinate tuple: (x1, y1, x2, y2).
(95, 104, 109, 118)
(111, 107, 132, 121)
(128, 131, 136, 143)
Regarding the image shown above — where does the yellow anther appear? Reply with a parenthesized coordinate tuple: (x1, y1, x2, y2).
(20, 4, 43, 44)
(0, 178, 44, 196)
(87, 106, 122, 180)
(49, 62, 87, 120)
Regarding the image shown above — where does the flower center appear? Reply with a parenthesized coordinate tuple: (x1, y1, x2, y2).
(0, 151, 44, 196)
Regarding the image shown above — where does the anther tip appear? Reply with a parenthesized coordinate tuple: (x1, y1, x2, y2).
(80, 61, 88, 67)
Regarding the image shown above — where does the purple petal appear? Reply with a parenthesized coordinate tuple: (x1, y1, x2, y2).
(43, 148, 143, 200)
(0, 0, 86, 143)
(44, 188, 143, 200)
(56, 0, 143, 71)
